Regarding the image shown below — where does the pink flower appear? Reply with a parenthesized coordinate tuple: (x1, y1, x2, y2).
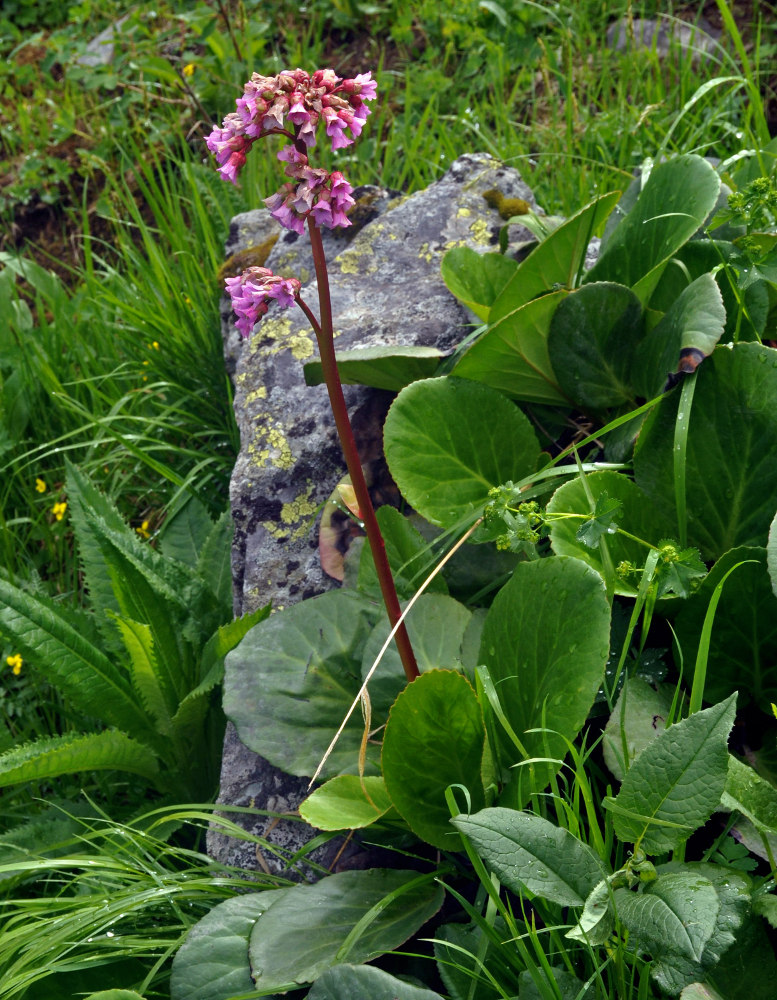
(225, 267, 301, 338)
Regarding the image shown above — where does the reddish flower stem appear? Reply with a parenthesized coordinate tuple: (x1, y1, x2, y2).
(302, 221, 419, 683)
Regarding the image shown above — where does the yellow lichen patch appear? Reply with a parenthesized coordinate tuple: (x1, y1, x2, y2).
(252, 315, 293, 348)
(289, 332, 314, 360)
(457, 207, 472, 218)
(262, 484, 319, 541)
(248, 418, 294, 470)
(338, 230, 379, 275)
(250, 316, 314, 360)
(417, 242, 434, 263)
(245, 386, 268, 405)
(469, 218, 491, 245)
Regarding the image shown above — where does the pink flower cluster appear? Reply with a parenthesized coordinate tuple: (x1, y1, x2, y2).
(224, 267, 300, 339)
(205, 68, 377, 184)
(263, 146, 354, 234)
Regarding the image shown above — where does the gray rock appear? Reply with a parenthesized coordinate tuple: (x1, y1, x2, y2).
(208, 153, 540, 872)
(76, 14, 130, 67)
(606, 16, 723, 63)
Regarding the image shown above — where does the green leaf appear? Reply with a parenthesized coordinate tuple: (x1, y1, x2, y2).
(82, 993, 148, 1000)
(548, 471, 663, 597)
(198, 603, 271, 682)
(171, 892, 283, 1000)
(647, 862, 752, 995)
(452, 290, 570, 404)
(0, 730, 160, 788)
(299, 775, 394, 830)
(441, 246, 519, 321)
(721, 755, 777, 834)
(248, 869, 444, 992)
(383, 377, 541, 528)
(304, 345, 447, 392)
(607, 695, 737, 853)
(357, 506, 447, 601)
(767, 508, 777, 599)
(634, 343, 777, 560)
(585, 156, 721, 302)
(382, 670, 486, 850)
(307, 964, 445, 1000)
(614, 873, 719, 963)
(603, 677, 675, 782)
(708, 912, 777, 1000)
(575, 491, 624, 548)
(0, 577, 153, 739)
(433, 921, 501, 1000)
(674, 547, 777, 704)
(478, 556, 610, 794)
(633, 272, 726, 399)
(547, 282, 644, 411)
(454, 807, 607, 906)
(111, 616, 172, 736)
(753, 893, 777, 929)
(65, 460, 128, 625)
(195, 509, 234, 610)
(679, 986, 725, 1000)
(361, 593, 471, 721)
(566, 879, 615, 945)
(223, 590, 378, 778)
(490, 191, 621, 315)
(517, 967, 591, 1000)
(159, 495, 215, 568)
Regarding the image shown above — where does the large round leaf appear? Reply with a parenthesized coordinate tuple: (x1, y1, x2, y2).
(585, 155, 721, 302)
(547, 470, 663, 595)
(299, 775, 394, 831)
(383, 377, 541, 528)
(248, 868, 444, 992)
(223, 590, 378, 778)
(441, 246, 519, 322)
(171, 892, 283, 1000)
(308, 964, 444, 1000)
(382, 669, 486, 850)
(547, 282, 644, 411)
(634, 343, 777, 560)
(361, 594, 472, 720)
(674, 546, 777, 705)
(478, 556, 610, 798)
(452, 290, 570, 405)
(633, 272, 725, 399)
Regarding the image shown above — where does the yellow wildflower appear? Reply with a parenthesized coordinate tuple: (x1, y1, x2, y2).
(183, 63, 195, 77)
(52, 501, 67, 521)
(136, 520, 151, 539)
(35, 478, 46, 493)
(152, 341, 160, 350)
(6, 653, 22, 676)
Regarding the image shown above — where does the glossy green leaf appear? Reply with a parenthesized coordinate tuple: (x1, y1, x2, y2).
(634, 343, 777, 560)
(607, 695, 736, 853)
(767, 508, 777, 599)
(248, 869, 444, 991)
(478, 556, 610, 793)
(680, 986, 724, 1000)
(548, 471, 662, 596)
(357, 506, 447, 601)
(452, 290, 570, 404)
(647, 862, 752, 995)
(674, 547, 777, 704)
(307, 964, 444, 1000)
(614, 873, 719, 963)
(83, 993, 147, 1000)
(585, 155, 721, 302)
(709, 912, 777, 1000)
(547, 282, 644, 411)
(383, 377, 541, 528)
(453, 807, 607, 905)
(490, 191, 621, 316)
(171, 892, 283, 1000)
(441, 246, 519, 321)
(721, 755, 777, 834)
(753, 894, 777, 929)
(361, 593, 471, 720)
(633, 273, 726, 398)
(566, 879, 615, 945)
(299, 775, 393, 830)
(304, 345, 447, 392)
(223, 590, 379, 778)
(603, 677, 674, 781)
(0, 730, 160, 789)
(382, 670, 486, 850)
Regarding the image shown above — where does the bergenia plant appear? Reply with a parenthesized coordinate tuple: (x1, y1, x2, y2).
(206, 69, 419, 682)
